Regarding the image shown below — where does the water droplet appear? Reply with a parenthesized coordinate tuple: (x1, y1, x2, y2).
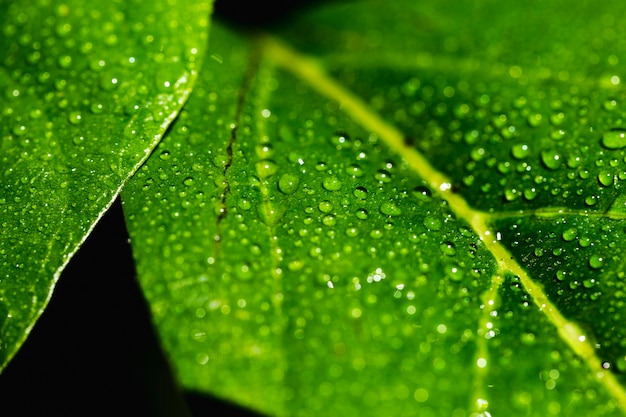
(345, 227, 359, 237)
(589, 254, 605, 269)
(322, 214, 336, 227)
(68, 111, 82, 125)
(258, 202, 285, 226)
(511, 144, 529, 159)
(380, 201, 402, 216)
(183, 177, 194, 187)
(541, 149, 562, 170)
(322, 176, 342, 191)
(444, 264, 464, 282)
(256, 159, 278, 178)
(238, 198, 251, 211)
(374, 169, 392, 183)
(346, 164, 364, 177)
(159, 150, 171, 160)
(355, 208, 369, 220)
(353, 186, 368, 199)
(555, 270, 567, 281)
(318, 200, 333, 213)
(527, 113, 543, 127)
(256, 143, 274, 158)
(423, 215, 441, 231)
(370, 229, 384, 239)
(585, 195, 599, 206)
(440, 241, 456, 256)
(602, 129, 626, 150)
(562, 228, 577, 241)
(412, 186, 432, 201)
(598, 171, 614, 187)
(278, 173, 300, 194)
(315, 161, 327, 171)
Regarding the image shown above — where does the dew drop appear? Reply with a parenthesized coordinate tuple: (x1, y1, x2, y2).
(380, 201, 402, 216)
(370, 229, 384, 239)
(353, 186, 368, 199)
(258, 202, 285, 226)
(322, 176, 342, 191)
(318, 200, 333, 213)
(440, 241, 457, 256)
(511, 144, 529, 159)
(68, 111, 82, 125)
(322, 214, 336, 227)
(541, 149, 562, 170)
(412, 186, 432, 201)
(598, 171, 614, 187)
(374, 169, 392, 183)
(444, 264, 464, 282)
(562, 228, 577, 241)
(423, 215, 441, 231)
(183, 177, 194, 187)
(589, 254, 605, 269)
(256, 159, 278, 178)
(585, 195, 599, 206)
(346, 164, 364, 177)
(345, 227, 359, 237)
(355, 208, 369, 220)
(159, 150, 171, 160)
(278, 173, 300, 194)
(601, 129, 626, 150)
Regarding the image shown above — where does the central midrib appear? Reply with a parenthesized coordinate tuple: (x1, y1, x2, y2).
(259, 34, 626, 412)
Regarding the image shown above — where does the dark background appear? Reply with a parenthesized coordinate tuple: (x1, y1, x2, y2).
(0, 1, 327, 415)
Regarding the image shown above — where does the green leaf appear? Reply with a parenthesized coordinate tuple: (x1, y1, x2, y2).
(0, 0, 211, 368)
(122, 1, 626, 415)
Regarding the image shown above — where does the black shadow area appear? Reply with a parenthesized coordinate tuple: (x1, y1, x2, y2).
(0, 200, 189, 416)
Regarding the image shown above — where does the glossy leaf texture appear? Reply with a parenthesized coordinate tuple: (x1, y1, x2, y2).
(123, 1, 626, 416)
(0, 0, 211, 368)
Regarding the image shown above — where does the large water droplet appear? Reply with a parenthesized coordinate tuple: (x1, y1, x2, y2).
(589, 254, 605, 269)
(278, 173, 300, 194)
(541, 149, 562, 170)
(380, 201, 402, 216)
(444, 264, 464, 282)
(602, 129, 626, 150)
(256, 159, 278, 178)
(322, 176, 342, 191)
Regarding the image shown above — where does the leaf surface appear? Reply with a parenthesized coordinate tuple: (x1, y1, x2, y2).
(0, 0, 211, 368)
(123, 1, 626, 415)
